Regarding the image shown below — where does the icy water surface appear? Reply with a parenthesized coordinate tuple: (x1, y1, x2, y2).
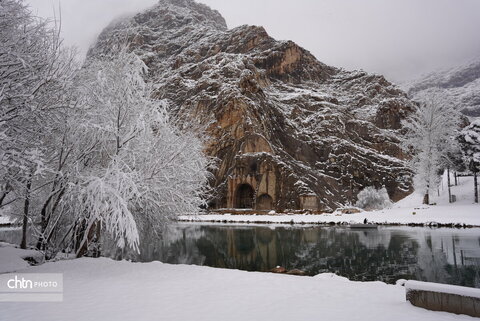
(2, 224, 480, 287)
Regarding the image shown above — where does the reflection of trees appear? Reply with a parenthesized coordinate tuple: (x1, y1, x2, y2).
(413, 232, 480, 287)
(443, 235, 480, 287)
(414, 234, 449, 284)
(289, 229, 419, 283)
(95, 224, 480, 287)
(0, 228, 25, 245)
(445, 265, 480, 287)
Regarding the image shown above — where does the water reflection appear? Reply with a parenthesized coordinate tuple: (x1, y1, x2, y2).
(2, 224, 480, 287)
(0, 227, 25, 246)
(100, 224, 480, 287)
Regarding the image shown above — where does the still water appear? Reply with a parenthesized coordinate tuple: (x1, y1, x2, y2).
(2, 224, 480, 287)
(105, 223, 480, 287)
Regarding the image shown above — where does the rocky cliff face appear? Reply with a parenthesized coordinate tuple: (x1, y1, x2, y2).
(405, 59, 480, 118)
(89, 0, 415, 212)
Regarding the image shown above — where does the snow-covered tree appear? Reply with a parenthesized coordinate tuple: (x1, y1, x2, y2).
(440, 140, 465, 202)
(0, 0, 76, 248)
(355, 186, 391, 211)
(46, 48, 212, 257)
(402, 89, 462, 204)
(459, 120, 480, 203)
(1, 1, 211, 255)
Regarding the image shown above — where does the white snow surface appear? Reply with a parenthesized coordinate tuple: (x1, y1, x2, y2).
(0, 253, 474, 321)
(180, 174, 480, 226)
(0, 242, 43, 273)
(405, 280, 480, 299)
(0, 215, 14, 225)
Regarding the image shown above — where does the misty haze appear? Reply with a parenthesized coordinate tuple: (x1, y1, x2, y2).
(25, 0, 480, 82)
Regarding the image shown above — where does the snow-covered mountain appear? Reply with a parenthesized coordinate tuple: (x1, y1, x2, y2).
(88, 0, 416, 211)
(405, 59, 480, 118)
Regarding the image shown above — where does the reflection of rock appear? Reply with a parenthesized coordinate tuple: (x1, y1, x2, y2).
(256, 228, 274, 244)
(101, 223, 480, 286)
(225, 227, 279, 271)
(233, 229, 256, 254)
(302, 229, 320, 243)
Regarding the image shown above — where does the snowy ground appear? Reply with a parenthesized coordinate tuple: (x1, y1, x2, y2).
(0, 215, 14, 225)
(0, 242, 43, 274)
(180, 174, 480, 226)
(0, 245, 475, 321)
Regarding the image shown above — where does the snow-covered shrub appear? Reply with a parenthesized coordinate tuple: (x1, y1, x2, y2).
(355, 186, 392, 211)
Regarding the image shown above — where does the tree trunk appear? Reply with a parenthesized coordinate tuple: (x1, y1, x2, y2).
(0, 192, 8, 207)
(0, 193, 7, 208)
(36, 187, 65, 250)
(76, 220, 99, 258)
(423, 191, 429, 205)
(454, 172, 458, 186)
(0, 182, 11, 207)
(447, 167, 452, 203)
(36, 194, 54, 250)
(475, 171, 478, 204)
(20, 178, 32, 249)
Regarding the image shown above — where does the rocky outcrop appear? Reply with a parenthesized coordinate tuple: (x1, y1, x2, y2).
(89, 0, 415, 212)
(405, 59, 480, 118)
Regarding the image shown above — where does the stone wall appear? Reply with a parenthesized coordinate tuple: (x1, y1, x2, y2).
(407, 289, 480, 317)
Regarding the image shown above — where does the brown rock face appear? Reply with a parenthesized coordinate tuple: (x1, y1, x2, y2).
(90, 0, 415, 212)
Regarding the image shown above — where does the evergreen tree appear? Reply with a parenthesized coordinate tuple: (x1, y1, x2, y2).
(458, 120, 480, 203)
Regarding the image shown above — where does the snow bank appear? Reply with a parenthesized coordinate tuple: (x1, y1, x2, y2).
(0, 215, 14, 225)
(0, 257, 472, 321)
(405, 280, 480, 299)
(0, 242, 43, 273)
(179, 203, 480, 226)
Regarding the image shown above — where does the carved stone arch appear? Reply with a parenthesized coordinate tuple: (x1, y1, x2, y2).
(256, 193, 273, 210)
(235, 183, 255, 209)
(240, 134, 274, 154)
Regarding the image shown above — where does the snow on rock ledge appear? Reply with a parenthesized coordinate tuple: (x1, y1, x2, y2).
(405, 280, 480, 299)
(405, 280, 480, 317)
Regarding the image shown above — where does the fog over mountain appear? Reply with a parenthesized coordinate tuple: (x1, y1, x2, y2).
(405, 59, 480, 117)
(26, 0, 480, 83)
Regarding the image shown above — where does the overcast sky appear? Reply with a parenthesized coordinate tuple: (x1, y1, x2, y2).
(25, 0, 480, 83)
